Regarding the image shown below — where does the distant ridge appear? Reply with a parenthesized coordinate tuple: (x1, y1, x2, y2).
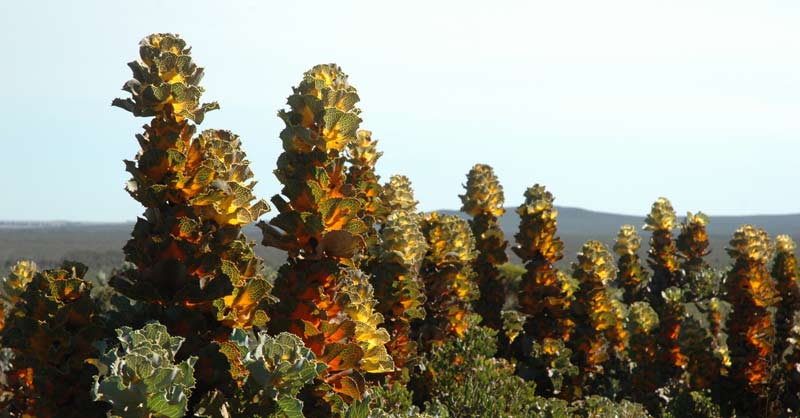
(436, 206, 800, 238)
(2, 207, 799, 275)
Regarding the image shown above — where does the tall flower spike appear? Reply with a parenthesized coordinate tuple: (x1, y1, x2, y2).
(0, 261, 37, 331)
(368, 209, 428, 381)
(381, 175, 419, 216)
(459, 164, 508, 331)
(109, 34, 273, 409)
(724, 225, 779, 412)
(644, 197, 680, 306)
(262, 64, 392, 413)
(613, 225, 649, 304)
(346, 130, 385, 246)
(773, 235, 800, 358)
(112, 33, 219, 123)
(567, 240, 625, 391)
(0, 262, 109, 417)
(417, 212, 480, 347)
(626, 301, 660, 406)
(677, 212, 713, 300)
(513, 184, 570, 343)
(261, 64, 368, 259)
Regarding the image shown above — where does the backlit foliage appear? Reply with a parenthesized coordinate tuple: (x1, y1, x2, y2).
(513, 185, 570, 343)
(9, 31, 800, 418)
(0, 262, 108, 417)
(259, 63, 393, 413)
(613, 225, 649, 304)
(773, 235, 800, 357)
(346, 130, 384, 247)
(0, 261, 37, 331)
(110, 33, 272, 333)
(567, 241, 626, 397)
(417, 212, 479, 346)
(196, 329, 326, 417)
(677, 212, 713, 300)
(644, 197, 680, 305)
(626, 301, 660, 405)
(724, 225, 779, 414)
(459, 163, 508, 332)
(92, 323, 197, 418)
(368, 179, 428, 381)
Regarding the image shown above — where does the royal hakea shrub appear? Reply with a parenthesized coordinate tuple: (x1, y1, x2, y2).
(513, 185, 571, 343)
(459, 164, 508, 332)
(566, 241, 627, 398)
(11, 31, 800, 418)
(780, 311, 800, 414)
(724, 225, 779, 414)
(258, 64, 393, 412)
(644, 197, 680, 306)
(346, 130, 385, 239)
(367, 177, 427, 382)
(0, 261, 37, 331)
(416, 212, 479, 346)
(626, 301, 660, 405)
(92, 323, 197, 418)
(676, 212, 714, 300)
(773, 235, 800, 356)
(0, 262, 109, 417)
(613, 225, 649, 305)
(109, 34, 273, 352)
(656, 287, 688, 384)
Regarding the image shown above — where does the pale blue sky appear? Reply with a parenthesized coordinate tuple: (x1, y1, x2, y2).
(1, 0, 799, 221)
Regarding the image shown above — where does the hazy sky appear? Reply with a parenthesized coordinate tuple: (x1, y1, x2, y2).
(2, 1, 799, 222)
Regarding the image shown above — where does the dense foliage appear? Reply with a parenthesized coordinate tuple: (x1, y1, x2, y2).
(1, 33, 800, 418)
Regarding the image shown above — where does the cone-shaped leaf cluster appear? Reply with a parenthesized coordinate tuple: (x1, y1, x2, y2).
(0, 262, 109, 417)
(513, 184, 570, 341)
(773, 235, 800, 357)
(567, 241, 626, 395)
(367, 178, 428, 381)
(644, 197, 680, 306)
(261, 64, 392, 412)
(613, 225, 649, 304)
(111, 33, 272, 334)
(417, 212, 479, 345)
(724, 225, 779, 411)
(459, 164, 508, 332)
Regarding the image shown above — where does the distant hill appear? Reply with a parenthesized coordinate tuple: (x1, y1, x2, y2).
(2, 208, 799, 278)
(437, 207, 800, 268)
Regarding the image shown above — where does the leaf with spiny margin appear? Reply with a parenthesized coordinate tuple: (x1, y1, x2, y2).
(92, 322, 196, 418)
(321, 342, 364, 372)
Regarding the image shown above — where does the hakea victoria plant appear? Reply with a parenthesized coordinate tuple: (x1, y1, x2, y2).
(416, 212, 480, 347)
(0, 261, 37, 331)
(365, 176, 428, 382)
(0, 262, 109, 417)
(346, 130, 385, 244)
(676, 212, 714, 300)
(626, 301, 660, 407)
(513, 185, 572, 345)
(644, 197, 680, 306)
(110, 34, 273, 343)
(724, 225, 779, 414)
(459, 163, 509, 332)
(258, 64, 393, 412)
(613, 225, 649, 305)
(566, 240, 628, 398)
(773, 234, 800, 357)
